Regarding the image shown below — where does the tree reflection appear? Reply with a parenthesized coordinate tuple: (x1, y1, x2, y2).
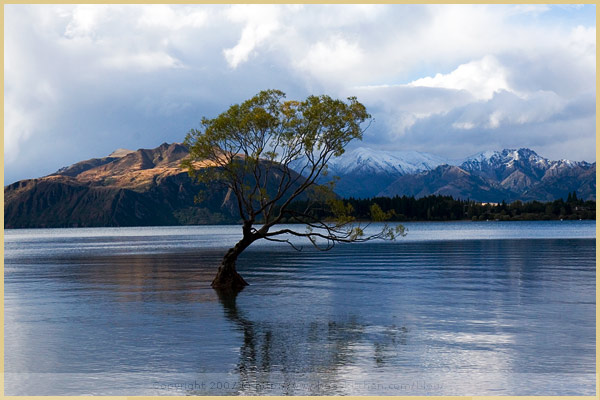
(213, 289, 408, 395)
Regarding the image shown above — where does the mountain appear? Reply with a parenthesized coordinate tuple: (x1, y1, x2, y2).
(521, 159, 596, 201)
(298, 147, 448, 198)
(4, 143, 306, 228)
(5, 143, 226, 228)
(381, 148, 595, 202)
(459, 148, 551, 181)
(327, 147, 448, 176)
(5, 143, 595, 228)
(295, 146, 595, 201)
(379, 165, 512, 202)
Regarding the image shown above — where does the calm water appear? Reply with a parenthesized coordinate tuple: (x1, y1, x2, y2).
(4, 221, 596, 395)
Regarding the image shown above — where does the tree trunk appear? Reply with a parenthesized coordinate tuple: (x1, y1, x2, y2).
(211, 237, 251, 292)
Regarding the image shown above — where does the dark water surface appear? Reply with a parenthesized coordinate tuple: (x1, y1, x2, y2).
(4, 221, 596, 395)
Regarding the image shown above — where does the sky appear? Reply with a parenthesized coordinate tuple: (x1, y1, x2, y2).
(4, 4, 596, 184)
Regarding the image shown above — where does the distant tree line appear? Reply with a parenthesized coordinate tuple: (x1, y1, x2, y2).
(285, 191, 595, 222)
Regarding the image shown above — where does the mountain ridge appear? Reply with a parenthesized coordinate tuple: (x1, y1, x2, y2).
(305, 146, 595, 201)
(4, 143, 595, 228)
(4, 142, 318, 228)
(4, 143, 238, 228)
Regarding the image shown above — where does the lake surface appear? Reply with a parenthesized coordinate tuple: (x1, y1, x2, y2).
(4, 221, 596, 395)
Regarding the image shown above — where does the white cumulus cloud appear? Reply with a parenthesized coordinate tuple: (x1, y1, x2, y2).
(298, 36, 364, 82)
(408, 55, 512, 100)
(223, 5, 283, 68)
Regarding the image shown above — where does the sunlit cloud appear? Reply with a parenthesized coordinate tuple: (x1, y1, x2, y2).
(408, 56, 512, 101)
(223, 5, 283, 68)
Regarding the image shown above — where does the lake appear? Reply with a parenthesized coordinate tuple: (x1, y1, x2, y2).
(4, 221, 596, 395)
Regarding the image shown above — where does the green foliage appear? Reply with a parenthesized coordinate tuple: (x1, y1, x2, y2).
(182, 90, 402, 250)
(289, 194, 595, 222)
(182, 89, 370, 222)
(369, 203, 393, 222)
(329, 198, 356, 224)
(183, 89, 367, 180)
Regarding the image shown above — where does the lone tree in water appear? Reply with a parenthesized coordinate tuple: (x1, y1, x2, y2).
(183, 90, 404, 291)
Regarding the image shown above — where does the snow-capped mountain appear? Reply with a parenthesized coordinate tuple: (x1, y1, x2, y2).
(456, 148, 594, 196)
(459, 148, 551, 180)
(327, 147, 448, 176)
(380, 148, 595, 201)
(459, 148, 591, 173)
(299, 147, 449, 198)
(291, 146, 595, 201)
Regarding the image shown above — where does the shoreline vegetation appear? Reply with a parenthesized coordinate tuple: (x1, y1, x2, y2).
(283, 192, 595, 223)
(7, 193, 595, 230)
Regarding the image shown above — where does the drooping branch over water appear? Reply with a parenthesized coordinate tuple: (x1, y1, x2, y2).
(182, 90, 403, 290)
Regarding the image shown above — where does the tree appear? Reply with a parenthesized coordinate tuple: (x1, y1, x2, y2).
(183, 90, 404, 292)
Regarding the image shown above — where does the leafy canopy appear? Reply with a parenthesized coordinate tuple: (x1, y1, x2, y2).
(183, 89, 404, 250)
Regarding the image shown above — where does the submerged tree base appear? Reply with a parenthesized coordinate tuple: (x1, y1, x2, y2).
(211, 262, 249, 292)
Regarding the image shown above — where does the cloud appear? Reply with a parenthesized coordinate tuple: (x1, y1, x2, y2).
(348, 85, 475, 142)
(348, 55, 521, 140)
(506, 4, 551, 16)
(297, 36, 364, 82)
(452, 90, 566, 129)
(4, 101, 32, 164)
(3, 4, 596, 184)
(223, 5, 283, 68)
(101, 52, 183, 70)
(387, 89, 594, 161)
(137, 5, 207, 30)
(64, 4, 112, 38)
(408, 56, 511, 100)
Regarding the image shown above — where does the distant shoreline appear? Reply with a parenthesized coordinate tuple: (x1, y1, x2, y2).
(4, 217, 596, 230)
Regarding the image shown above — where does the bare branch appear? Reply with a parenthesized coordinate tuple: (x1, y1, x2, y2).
(262, 236, 304, 251)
